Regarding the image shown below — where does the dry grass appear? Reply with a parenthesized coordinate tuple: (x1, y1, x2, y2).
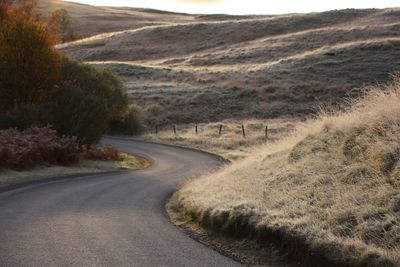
(38, 0, 198, 38)
(169, 77, 400, 266)
(57, 7, 400, 125)
(0, 153, 150, 189)
(142, 119, 298, 160)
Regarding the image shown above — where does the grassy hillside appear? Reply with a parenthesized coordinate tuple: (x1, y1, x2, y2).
(169, 78, 400, 266)
(57, 6, 400, 125)
(38, 0, 197, 37)
(39, 0, 262, 38)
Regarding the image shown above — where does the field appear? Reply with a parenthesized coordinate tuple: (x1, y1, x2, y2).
(53, 4, 400, 126)
(169, 79, 400, 266)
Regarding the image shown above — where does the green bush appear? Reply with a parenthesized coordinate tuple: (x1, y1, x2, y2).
(0, 58, 129, 145)
(45, 58, 127, 144)
(0, 103, 54, 130)
(61, 59, 128, 121)
(53, 85, 109, 145)
(108, 105, 145, 136)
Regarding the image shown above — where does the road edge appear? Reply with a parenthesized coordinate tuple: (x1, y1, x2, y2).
(103, 135, 231, 165)
(0, 140, 152, 194)
(0, 170, 123, 194)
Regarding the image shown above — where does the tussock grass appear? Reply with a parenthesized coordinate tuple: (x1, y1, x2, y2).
(169, 77, 400, 266)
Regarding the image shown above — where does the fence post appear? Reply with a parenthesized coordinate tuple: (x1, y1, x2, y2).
(173, 125, 176, 135)
(219, 124, 222, 136)
(265, 125, 268, 140)
(195, 124, 198, 135)
(242, 123, 246, 138)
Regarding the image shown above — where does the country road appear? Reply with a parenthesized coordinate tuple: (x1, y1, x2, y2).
(0, 138, 241, 266)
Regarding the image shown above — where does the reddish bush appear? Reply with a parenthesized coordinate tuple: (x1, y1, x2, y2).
(82, 146, 123, 162)
(0, 126, 79, 170)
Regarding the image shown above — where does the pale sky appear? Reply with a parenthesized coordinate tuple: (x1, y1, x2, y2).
(69, 0, 400, 15)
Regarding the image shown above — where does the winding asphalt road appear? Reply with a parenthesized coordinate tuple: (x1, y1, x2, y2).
(0, 138, 242, 266)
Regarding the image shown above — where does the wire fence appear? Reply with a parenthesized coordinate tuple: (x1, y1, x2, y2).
(152, 123, 270, 139)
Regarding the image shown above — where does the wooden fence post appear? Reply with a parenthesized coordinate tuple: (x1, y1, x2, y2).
(219, 124, 222, 136)
(265, 125, 268, 140)
(195, 125, 198, 135)
(173, 125, 176, 135)
(242, 123, 246, 138)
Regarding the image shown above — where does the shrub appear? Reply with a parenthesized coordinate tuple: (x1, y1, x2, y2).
(108, 105, 145, 136)
(52, 83, 110, 145)
(81, 146, 123, 161)
(0, 103, 54, 130)
(0, 126, 80, 170)
(0, 58, 130, 145)
(60, 59, 128, 122)
(53, 58, 129, 144)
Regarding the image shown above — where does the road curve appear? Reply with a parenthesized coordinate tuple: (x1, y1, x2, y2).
(0, 138, 241, 266)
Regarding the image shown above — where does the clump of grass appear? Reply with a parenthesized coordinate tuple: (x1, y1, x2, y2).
(170, 76, 400, 266)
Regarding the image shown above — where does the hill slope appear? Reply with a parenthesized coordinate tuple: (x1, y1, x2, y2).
(38, 0, 197, 37)
(170, 78, 400, 267)
(56, 2, 400, 126)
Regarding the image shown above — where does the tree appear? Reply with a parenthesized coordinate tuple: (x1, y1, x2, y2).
(49, 9, 78, 43)
(0, 17, 62, 112)
(2, 0, 42, 24)
(0, 0, 12, 22)
(0, 1, 130, 145)
(52, 58, 129, 145)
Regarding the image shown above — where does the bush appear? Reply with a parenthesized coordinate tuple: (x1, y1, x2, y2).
(108, 105, 145, 136)
(0, 58, 129, 145)
(0, 103, 54, 130)
(53, 83, 109, 145)
(53, 58, 129, 144)
(61, 59, 128, 121)
(0, 126, 80, 170)
(81, 146, 123, 161)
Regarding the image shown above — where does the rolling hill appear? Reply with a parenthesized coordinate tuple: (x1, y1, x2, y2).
(48, 1, 400, 126)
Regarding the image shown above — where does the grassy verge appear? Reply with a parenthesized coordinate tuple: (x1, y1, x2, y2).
(142, 119, 298, 161)
(168, 78, 400, 267)
(0, 153, 150, 189)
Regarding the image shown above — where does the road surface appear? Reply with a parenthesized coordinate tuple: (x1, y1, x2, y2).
(0, 138, 241, 266)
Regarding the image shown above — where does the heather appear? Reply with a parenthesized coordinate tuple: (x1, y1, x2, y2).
(0, 127, 79, 170)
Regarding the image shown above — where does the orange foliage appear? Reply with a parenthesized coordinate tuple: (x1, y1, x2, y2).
(81, 146, 124, 161)
(0, 0, 62, 112)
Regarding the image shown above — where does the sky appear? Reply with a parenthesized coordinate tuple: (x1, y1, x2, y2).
(69, 0, 400, 15)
